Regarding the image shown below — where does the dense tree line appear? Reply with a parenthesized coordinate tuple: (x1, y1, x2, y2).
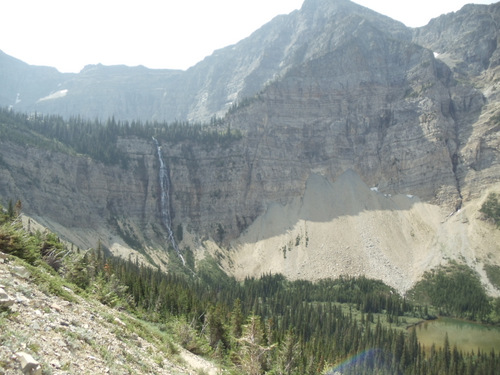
(0, 107, 242, 166)
(408, 262, 492, 321)
(42, 246, 500, 374)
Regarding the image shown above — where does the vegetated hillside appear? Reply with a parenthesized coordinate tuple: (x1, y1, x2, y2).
(0, 223, 218, 374)
(1, 208, 499, 374)
(0, 0, 499, 295)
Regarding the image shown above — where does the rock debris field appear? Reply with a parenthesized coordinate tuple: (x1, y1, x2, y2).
(0, 253, 219, 375)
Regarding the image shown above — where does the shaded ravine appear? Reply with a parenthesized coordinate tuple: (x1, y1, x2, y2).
(153, 137, 186, 266)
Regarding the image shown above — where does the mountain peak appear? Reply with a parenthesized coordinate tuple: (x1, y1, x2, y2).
(298, 0, 409, 39)
(301, 0, 354, 11)
(300, 0, 371, 19)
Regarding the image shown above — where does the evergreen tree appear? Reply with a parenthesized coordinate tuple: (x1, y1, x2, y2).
(231, 298, 244, 339)
(205, 304, 227, 350)
(239, 315, 269, 375)
(7, 199, 14, 218)
(276, 328, 301, 375)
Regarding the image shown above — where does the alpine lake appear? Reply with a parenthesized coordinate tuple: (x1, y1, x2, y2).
(413, 317, 500, 353)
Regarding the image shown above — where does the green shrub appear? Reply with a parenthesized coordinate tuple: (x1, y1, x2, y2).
(0, 221, 41, 264)
(484, 264, 500, 290)
(480, 193, 500, 227)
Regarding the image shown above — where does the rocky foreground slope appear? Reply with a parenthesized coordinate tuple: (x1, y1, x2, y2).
(0, 254, 219, 375)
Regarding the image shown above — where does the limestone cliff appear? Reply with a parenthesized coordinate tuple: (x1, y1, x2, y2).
(0, 138, 165, 259)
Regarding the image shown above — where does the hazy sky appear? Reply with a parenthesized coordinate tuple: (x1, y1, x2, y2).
(1, 0, 497, 73)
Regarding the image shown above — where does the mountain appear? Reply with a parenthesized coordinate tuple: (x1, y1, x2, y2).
(413, 3, 500, 75)
(0, 0, 499, 293)
(0, 0, 411, 123)
(0, 51, 67, 110)
(1, 1, 498, 123)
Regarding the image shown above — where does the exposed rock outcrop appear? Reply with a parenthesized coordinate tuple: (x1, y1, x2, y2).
(0, 287, 15, 308)
(413, 3, 500, 75)
(0, 138, 162, 254)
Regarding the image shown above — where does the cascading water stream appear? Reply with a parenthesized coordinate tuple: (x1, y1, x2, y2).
(153, 137, 186, 266)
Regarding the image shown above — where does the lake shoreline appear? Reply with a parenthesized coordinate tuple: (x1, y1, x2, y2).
(411, 316, 500, 353)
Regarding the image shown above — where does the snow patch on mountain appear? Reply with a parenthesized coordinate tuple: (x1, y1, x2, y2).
(37, 89, 68, 102)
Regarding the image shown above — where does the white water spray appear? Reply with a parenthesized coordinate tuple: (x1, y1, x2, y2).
(153, 137, 185, 265)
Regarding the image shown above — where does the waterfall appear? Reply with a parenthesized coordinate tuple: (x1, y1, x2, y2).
(153, 137, 185, 266)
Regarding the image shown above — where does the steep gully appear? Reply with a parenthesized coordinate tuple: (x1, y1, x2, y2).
(153, 137, 186, 266)
(448, 97, 463, 211)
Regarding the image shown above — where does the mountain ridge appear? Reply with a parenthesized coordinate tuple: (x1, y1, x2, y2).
(2, 0, 490, 123)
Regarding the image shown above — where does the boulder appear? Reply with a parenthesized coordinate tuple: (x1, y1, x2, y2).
(0, 288, 14, 308)
(15, 352, 42, 375)
(11, 266, 31, 280)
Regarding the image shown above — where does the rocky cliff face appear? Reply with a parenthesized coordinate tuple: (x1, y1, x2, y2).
(163, 0, 490, 235)
(413, 3, 500, 76)
(0, 0, 499, 292)
(0, 138, 166, 257)
(413, 2, 500, 207)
